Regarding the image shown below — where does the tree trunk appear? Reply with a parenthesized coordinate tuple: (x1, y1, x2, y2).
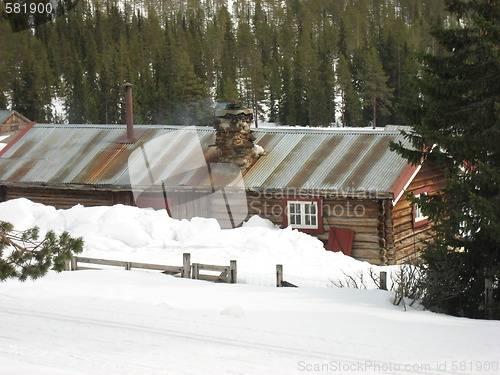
(341, 91, 345, 127)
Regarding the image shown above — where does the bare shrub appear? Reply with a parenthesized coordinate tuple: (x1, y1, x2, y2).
(391, 264, 425, 310)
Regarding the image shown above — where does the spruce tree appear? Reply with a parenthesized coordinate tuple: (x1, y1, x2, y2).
(237, 14, 265, 127)
(336, 53, 362, 127)
(360, 47, 393, 128)
(267, 32, 282, 123)
(215, 5, 238, 102)
(0, 222, 84, 281)
(10, 39, 53, 122)
(392, 0, 500, 318)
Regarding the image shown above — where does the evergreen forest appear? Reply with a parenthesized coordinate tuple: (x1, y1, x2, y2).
(0, 0, 452, 127)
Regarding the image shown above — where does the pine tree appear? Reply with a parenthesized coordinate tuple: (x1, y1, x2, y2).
(392, 0, 500, 318)
(0, 19, 8, 108)
(315, 17, 338, 126)
(277, 5, 296, 125)
(10, 39, 53, 122)
(65, 47, 89, 124)
(214, 5, 238, 102)
(336, 52, 362, 127)
(0, 222, 84, 281)
(267, 30, 281, 123)
(237, 14, 265, 127)
(360, 47, 393, 128)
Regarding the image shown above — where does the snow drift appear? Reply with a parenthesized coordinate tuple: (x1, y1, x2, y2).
(0, 198, 381, 287)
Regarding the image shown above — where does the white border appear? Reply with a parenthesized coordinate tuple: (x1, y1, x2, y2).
(287, 200, 319, 229)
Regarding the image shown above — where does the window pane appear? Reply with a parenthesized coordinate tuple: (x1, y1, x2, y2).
(287, 201, 320, 228)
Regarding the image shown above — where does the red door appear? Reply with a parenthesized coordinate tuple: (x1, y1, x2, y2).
(327, 227, 354, 256)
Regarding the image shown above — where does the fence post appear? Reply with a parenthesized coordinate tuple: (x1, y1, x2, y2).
(276, 264, 283, 288)
(183, 253, 191, 278)
(380, 271, 387, 291)
(125, 262, 131, 270)
(192, 263, 199, 280)
(229, 260, 237, 284)
(485, 278, 493, 320)
(65, 257, 77, 271)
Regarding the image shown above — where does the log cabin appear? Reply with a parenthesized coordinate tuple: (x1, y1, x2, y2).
(0, 110, 31, 134)
(0, 119, 444, 265)
(0, 110, 32, 148)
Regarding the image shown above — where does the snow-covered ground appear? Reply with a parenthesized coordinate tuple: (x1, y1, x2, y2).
(0, 134, 9, 151)
(1, 199, 499, 375)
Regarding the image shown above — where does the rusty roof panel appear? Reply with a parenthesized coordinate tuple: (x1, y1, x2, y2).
(358, 135, 412, 192)
(327, 135, 385, 190)
(0, 124, 411, 194)
(286, 136, 344, 188)
(243, 130, 410, 193)
(294, 135, 354, 190)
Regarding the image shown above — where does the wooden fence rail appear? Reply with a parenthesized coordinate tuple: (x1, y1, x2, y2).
(191, 260, 237, 284)
(65, 253, 236, 284)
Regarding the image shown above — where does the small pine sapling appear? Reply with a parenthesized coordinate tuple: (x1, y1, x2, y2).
(0, 221, 84, 281)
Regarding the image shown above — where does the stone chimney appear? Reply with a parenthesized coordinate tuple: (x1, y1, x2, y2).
(214, 103, 261, 170)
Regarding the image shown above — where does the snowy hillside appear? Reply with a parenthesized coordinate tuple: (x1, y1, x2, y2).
(1, 199, 499, 375)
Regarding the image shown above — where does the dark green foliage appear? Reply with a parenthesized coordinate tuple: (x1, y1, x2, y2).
(10, 39, 54, 122)
(0, 221, 84, 282)
(0, 0, 447, 126)
(392, 0, 500, 318)
(359, 47, 393, 128)
(336, 53, 362, 127)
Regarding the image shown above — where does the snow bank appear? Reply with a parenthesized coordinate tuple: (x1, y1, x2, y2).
(0, 135, 10, 151)
(0, 198, 385, 287)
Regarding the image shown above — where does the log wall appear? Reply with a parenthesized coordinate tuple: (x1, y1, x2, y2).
(391, 163, 445, 264)
(0, 113, 31, 133)
(1, 162, 444, 267)
(0, 185, 134, 209)
(246, 192, 389, 265)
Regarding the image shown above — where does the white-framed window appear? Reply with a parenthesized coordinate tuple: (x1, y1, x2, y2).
(414, 193, 428, 222)
(287, 200, 318, 229)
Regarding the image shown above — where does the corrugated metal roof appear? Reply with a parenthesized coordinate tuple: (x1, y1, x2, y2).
(0, 123, 412, 194)
(243, 129, 411, 193)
